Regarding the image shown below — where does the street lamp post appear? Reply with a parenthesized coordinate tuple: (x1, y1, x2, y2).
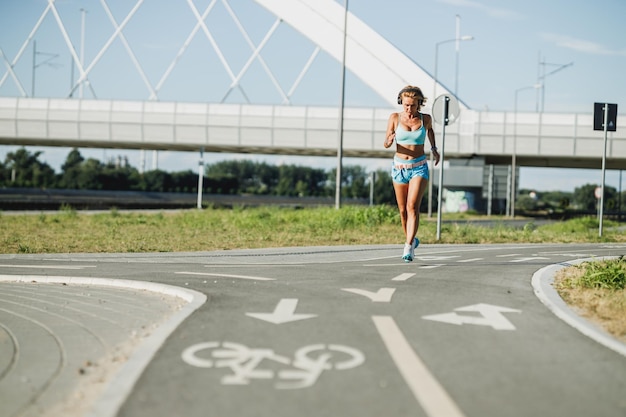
(428, 34, 474, 217)
(335, 0, 349, 209)
(31, 40, 60, 97)
(512, 84, 541, 217)
(432, 36, 474, 100)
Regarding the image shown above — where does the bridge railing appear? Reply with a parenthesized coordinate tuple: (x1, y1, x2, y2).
(0, 97, 624, 167)
(473, 110, 625, 163)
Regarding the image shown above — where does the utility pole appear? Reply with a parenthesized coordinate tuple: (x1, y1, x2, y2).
(536, 52, 573, 112)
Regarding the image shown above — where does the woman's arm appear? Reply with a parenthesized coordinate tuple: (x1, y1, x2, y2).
(383, 113, 397, 148)
(425, 114, 440, 165)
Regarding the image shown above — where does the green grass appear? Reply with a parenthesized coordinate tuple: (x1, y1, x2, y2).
(555, 257, 626, 341)
(558, 256, 626, 291)
(1, 206, 624, 254)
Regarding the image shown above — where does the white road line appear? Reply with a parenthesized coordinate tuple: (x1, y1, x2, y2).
(372, 316, 466, 417)
(0, 264, 96, 270)
(420, 265, 443, 269)
(495, 254, 521, 257)
(392, 273, 415, 281)
(203, 264, 305, 268)
(456, 258, 483, 263)
(175, 271, 275, 281)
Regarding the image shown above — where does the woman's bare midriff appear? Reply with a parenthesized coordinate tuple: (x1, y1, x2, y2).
(395, 143, 425, 160)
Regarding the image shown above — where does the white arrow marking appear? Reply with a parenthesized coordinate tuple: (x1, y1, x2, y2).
(392, 273, 415, 281)
(509, 257, 550, 263)
(246, 299, 317, 324)
(422, 303, 521, 331)
(341, 288, 396, 302)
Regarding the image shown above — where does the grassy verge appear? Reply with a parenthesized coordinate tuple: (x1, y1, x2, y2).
(554, 257, 626, 343)
(2, 205, 624, 253)
(2, 205, 625, 342)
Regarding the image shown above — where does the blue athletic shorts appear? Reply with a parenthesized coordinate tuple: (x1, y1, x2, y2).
(391, 155, 429, 183)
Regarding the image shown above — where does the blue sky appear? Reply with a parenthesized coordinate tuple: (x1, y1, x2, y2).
(0, 0, 624, 192)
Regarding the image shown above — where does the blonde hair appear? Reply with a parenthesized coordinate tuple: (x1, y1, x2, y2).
(397, 85, 427, 108)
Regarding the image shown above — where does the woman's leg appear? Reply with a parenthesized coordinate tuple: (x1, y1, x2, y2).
(406, 176, 428, 243)
(392, 181, 409, 238)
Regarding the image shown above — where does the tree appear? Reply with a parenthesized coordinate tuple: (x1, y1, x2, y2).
(573, 183, 617, 212)
(61, 148, 84, 172)
(276, 165, 327, 197)
(343, 165, 369, 199)
(372, 169, 394, 205)
(206, 160, 276, 194)
(171, 170, 199, 193)
(77, 158, 105, 190)
(2, 147, 56, 188)
(59, 148, 85, 189)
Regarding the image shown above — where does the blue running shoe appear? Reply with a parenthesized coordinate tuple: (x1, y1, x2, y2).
(410, 237, 420, 259)
(402, 243, 413, 262)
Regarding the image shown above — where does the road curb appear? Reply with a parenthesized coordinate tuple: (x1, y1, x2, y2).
(0, 275, 207, 417)
(531, 257, 626, 358)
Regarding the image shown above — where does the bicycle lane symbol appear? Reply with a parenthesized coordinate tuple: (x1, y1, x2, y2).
(181, 341, 365, 389)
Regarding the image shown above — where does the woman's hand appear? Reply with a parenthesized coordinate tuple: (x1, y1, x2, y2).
(432, 148, 441, 165)
(384, 134, 395, 148)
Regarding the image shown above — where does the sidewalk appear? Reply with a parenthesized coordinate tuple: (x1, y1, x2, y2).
(0, 275, 205, 417)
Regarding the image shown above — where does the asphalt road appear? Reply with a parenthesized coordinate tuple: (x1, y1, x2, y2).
(1, 243, 625, 417)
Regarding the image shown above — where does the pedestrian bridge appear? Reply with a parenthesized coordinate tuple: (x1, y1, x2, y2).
(0, 96, 624, 170)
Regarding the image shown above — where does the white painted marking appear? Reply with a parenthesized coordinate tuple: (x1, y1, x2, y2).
(341, 288, 396, 302)
(182, 341, 365, 389)
(0, 264, 96, 270)
(496, 254, 521, 257)
(372, 316, 467, 417)
(456, 258, 483, 263)
(176, 271, 275, 281)
(246, 299, 317, 324)
(205, 264, 305, 268)
(509, 257, 550, 263)
(392, 273, 415, 281)
(415, 256, 459, 261)
(420, 265, 443, 269)
(422, 303, 521, 331)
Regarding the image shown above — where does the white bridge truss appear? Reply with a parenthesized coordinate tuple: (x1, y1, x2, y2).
(0, 0, 624, 171)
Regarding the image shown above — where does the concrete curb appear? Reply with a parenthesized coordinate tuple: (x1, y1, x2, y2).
(0, 275, 207, 417)
(531, 257, 626, 358)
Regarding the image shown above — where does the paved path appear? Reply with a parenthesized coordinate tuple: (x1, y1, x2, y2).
(0, 243, 625, 417)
